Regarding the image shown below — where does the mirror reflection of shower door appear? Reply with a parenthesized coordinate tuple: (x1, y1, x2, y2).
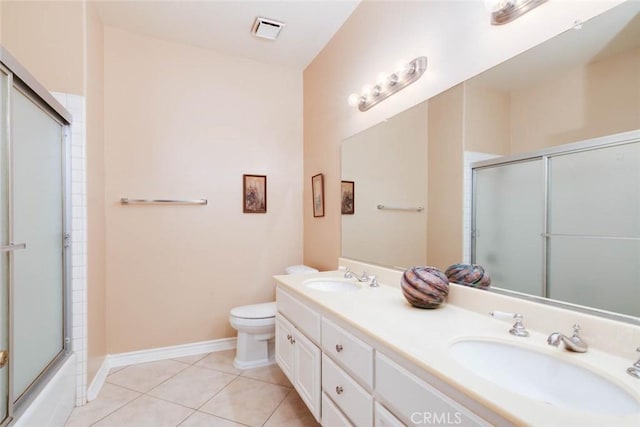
(547, 142, 640, 317)
(11, 85, 66, 402)
(0, 67, 10, 425)
(473, 159, 545, 295)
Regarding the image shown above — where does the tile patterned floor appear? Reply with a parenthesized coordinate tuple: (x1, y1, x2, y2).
(65, 350, 319, 427)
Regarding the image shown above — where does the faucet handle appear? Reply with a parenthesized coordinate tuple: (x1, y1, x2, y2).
(490, 311, 529, 337)
(510, 314, 530, 337)
(572, 324, 582, 337)
(343, 266, 352, 278)
(627, 347, 640, 379)
(369, 274, 379, 287)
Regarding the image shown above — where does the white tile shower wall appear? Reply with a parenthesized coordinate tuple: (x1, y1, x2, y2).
(52, 92, 88, 406)
(462, 151, 501, 264)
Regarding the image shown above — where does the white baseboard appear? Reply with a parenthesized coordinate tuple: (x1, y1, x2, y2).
(87, 356, 111, 402)
(86, 337, 237, 402)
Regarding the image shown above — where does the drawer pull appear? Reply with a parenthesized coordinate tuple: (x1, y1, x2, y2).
(336, 344, 344, 352)
(335, 385, 344, 395)
(286, 334, 292, 342)
(291, 337, 296, 344)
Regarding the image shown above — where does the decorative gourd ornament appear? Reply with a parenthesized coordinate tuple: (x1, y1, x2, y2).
(445, 263, 491, 290)
(401, 266, 449, 309)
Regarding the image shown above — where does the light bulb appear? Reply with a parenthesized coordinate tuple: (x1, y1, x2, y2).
(395, 60, 408, 76)
(361, 85, 372, 96)
(376, 72, 388, 85)
(484, 0, 512, 13)
(347, 93, 360, 107)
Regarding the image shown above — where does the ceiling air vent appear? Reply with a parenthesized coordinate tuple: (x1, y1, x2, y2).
(251, 17, 285, 41)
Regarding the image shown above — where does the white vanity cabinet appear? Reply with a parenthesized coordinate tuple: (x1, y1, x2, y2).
(322, 392, 354, 427)
(275, 285, 495, 427)
(375, 353, 490, 427)
(322, 318, 374, 388)
(322, 354, 373, 426)
(374, 402, 404, 427)
(275, 289, 322, 422)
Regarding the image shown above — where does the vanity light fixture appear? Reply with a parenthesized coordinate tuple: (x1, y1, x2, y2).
(347, 56, 427, 112)
(486, 0, 548, 25)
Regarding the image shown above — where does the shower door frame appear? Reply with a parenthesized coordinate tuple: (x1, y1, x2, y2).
(0, 48, 73, 425)
(470, 129, 640, 326)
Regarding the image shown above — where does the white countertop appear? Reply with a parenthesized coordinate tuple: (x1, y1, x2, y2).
(274, 270, 640, 427)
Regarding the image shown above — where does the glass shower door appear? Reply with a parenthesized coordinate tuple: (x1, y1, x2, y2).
(0, 66, 10, 426)
(11, 85, 66, 402)
(473, 159, 545, 295)
(547, 142, 640, 317)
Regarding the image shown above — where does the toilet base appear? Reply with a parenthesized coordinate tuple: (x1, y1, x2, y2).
(233, 355, 276, 370)
(233, 332, 275, 370)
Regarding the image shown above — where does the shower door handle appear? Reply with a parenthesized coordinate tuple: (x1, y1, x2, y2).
(0, 243, 26, 252)
(0, 350, 7, 368)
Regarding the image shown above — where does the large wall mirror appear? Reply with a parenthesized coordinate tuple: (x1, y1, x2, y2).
(341, 0, 640, 323)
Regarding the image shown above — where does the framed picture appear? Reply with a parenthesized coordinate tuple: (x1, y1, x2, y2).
(312, 173, 325, 217)
(243, 174, 267, 213)
(341, 181, 355, 214)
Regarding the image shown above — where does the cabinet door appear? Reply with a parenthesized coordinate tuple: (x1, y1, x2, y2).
(275, 314, 295, 383)
(294, 329, 321, 422)
(322, 354, 373, 427)
(376, 353, 489, 427)
(375, 402, 405, 427)
(322, 392, 354, 427)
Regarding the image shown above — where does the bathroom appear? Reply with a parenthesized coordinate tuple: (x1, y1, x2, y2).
(0, 0, 639, 426)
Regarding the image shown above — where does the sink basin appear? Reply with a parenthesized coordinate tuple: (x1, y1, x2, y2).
(449, 339, 640, 415)
(304, 279, 359, 292)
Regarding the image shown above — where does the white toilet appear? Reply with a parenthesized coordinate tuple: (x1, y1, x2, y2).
(229, 265, 318, 369)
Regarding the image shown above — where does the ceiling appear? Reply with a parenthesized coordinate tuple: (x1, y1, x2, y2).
(96, 0, 360, 70)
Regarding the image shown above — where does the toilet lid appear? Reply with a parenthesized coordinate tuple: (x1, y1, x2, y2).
(230, 302, 277, 319)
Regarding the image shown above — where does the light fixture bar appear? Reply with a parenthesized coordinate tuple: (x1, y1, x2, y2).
(351, 56, 428, 112)
(490, 0, 548, 25)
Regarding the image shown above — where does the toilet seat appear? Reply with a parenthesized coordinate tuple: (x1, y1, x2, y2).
(230, 302, 276, 319)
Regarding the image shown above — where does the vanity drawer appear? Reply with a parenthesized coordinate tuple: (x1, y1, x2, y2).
(375, 402, 405, 427)
(375, 353, 489, 427)
(276, 287, 320, 344)
(322, 318, 374, 388)
(322, 354, 373, 427)
(322, 392, 354, 427)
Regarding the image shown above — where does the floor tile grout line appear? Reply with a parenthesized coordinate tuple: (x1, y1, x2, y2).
(179, 410, 253, 427)
(261, 387, 295, 427)
(193, 373, 241, 413)
(87, 392, 147, 426)
(172, 406, 197, 427)
(75, 354, 297, 427)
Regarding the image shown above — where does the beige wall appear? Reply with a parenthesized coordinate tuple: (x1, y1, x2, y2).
(342, 102, 428, 268)
(464, 84, 511, 155)
(303, 0, 624, 270)
(103, 26, 303, 353)
(2, 0, 108, 386)
(85, 1, 107, 385)
(427, 85, 464, 270)
(510, 46, 640, 153)
(1, 0, 84, 95)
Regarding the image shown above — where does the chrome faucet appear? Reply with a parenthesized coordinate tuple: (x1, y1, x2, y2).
(490, 311, 529, 337)
(627, 347, 640, 379)
(344, 267, 379, 287)
(547, 324, 588, 353)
